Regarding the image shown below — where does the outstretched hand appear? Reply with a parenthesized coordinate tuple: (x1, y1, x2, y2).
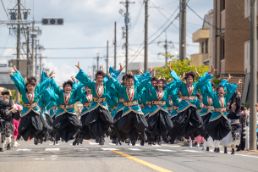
(75, 62, 80, 70)
(227, 74, 232, 81)
(169, 65, 173, 71)
(210, 66, 216, 74)
(119, 64, 123, 72)
(9, 66, 17, 75)
(71, 76, 76, 82)
(195, 67, 200, 77)
(138, 69, 143, 74)
(49, 71, 55, 78)
(238, 79, 242, 85)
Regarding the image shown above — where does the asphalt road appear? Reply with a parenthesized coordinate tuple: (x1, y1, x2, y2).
(0, 140, 257, 172)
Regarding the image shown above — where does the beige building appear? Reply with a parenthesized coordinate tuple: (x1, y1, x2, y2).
(191, 10, 213, 66)
(212, 0, 249, 75)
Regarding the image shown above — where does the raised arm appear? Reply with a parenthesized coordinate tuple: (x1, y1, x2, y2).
(107, 75, 123, 93)
(166, 79, 178, 93)
(195, 72, 213, 89)
(225, 82, 238, 102)
(109, 66, 122, 79)
(75, 69, 94, 88)
(10, 70, 26, 95)
(136, 72, 152, 92)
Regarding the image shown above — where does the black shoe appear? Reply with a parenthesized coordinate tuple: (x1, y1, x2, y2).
(96, 137, 100, 143)
(34, 138, 38, 145)
(0, 148, 3, 152)
(206, 147, 210, 152)
(140, 140, 144, 146)
(99, 137, 104, 145)
(72, 140, 77, 146)
(231, 148, 235, 155)
(214, 148, 220, 153)
(6, 144, 11, 150)
(131, 140, 136, 146)
(224, 147, 228, 154)
(217, 148, 220, 153)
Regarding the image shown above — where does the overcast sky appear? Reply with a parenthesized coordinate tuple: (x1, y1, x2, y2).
(0, 0, 212, 83)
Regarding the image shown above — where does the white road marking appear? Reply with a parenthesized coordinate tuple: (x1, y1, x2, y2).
(156, 149, 176, 152)
(162, 144, 181, 148)
(101, 148, 119, 151)
(89, 141, 99, 145)
(235, 154, 258, 159)
(75, 148, 89, 151)
(34, 158, 45, 161)
(109, 143, 117, 146)
(16, 148, 31, 152)
(183, 149, 202, 153)
(50, 155, 58, 160)
(45, 148, 60, 152)
(152, 145, 161, 147)
(128, 148, 142, 151)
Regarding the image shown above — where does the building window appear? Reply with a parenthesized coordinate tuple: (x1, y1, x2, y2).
(201, 42, 204, 54)
(221, 0, 225, 11)
(220, 37, 225, 60)
(205, 39, 209, 54)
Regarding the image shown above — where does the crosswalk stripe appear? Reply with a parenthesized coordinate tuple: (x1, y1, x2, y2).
(101, 148, 119, 151)
(128, 148, 142, 151)
(156, 149, 175, 152)
(34, 158, 45, 160)
(109, 143, 117, 146)
(89, 141, 99, 145)
(162, 144, 181, 148)
(16, 148, 31, 152)
(235, 154, 258, 159)
(50, 155, 58, 160)
(45, 148, 60, 152)
(183, 149, 202, 153)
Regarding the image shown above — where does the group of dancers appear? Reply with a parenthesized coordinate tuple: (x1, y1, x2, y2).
(0, 63, 243, 154)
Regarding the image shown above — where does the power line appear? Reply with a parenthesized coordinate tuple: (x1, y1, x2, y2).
(0, 42, 198, 50)
(0, 0, 9, 18)
(186, 4, 216, 28)
(148, 3, 179, 39)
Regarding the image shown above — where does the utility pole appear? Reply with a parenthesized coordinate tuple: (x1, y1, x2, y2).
(179, 0, 186, 60)
(158, 33, 174, 65)
(39, 55, 42, 75)
(249, 0, 257, 151)
(144, 0, 149, 72)
(120, 0, 134, 73)
(106, 40, 109, 74)
(92, 65, 96, 79)
(31, 26, 35, 77)
(114, 22, 117, 69)
(16, 0, 21, 70)
(125, 0, 129, 73)
(164, 38, 168, 65)
(35, 39, 39, 77)
(97, 55, 100, 71)
(26, 27, 30, 77)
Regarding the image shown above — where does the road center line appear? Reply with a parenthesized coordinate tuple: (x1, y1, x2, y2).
(112, 150, 173, 172)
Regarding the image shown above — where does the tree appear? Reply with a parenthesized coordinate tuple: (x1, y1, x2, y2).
(154, 59, 209, 80)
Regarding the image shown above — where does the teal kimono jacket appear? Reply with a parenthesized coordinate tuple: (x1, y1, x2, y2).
(109, 73, 151, 117)
(170, 71, 213, 113)
(207, 82, 238, 122)
(198, 79, 229, 117)
(10, 70, 53, 117)
(142, 80, 178, 117)
(75, 69, 113, 112)
(50, 79, 83, 117)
